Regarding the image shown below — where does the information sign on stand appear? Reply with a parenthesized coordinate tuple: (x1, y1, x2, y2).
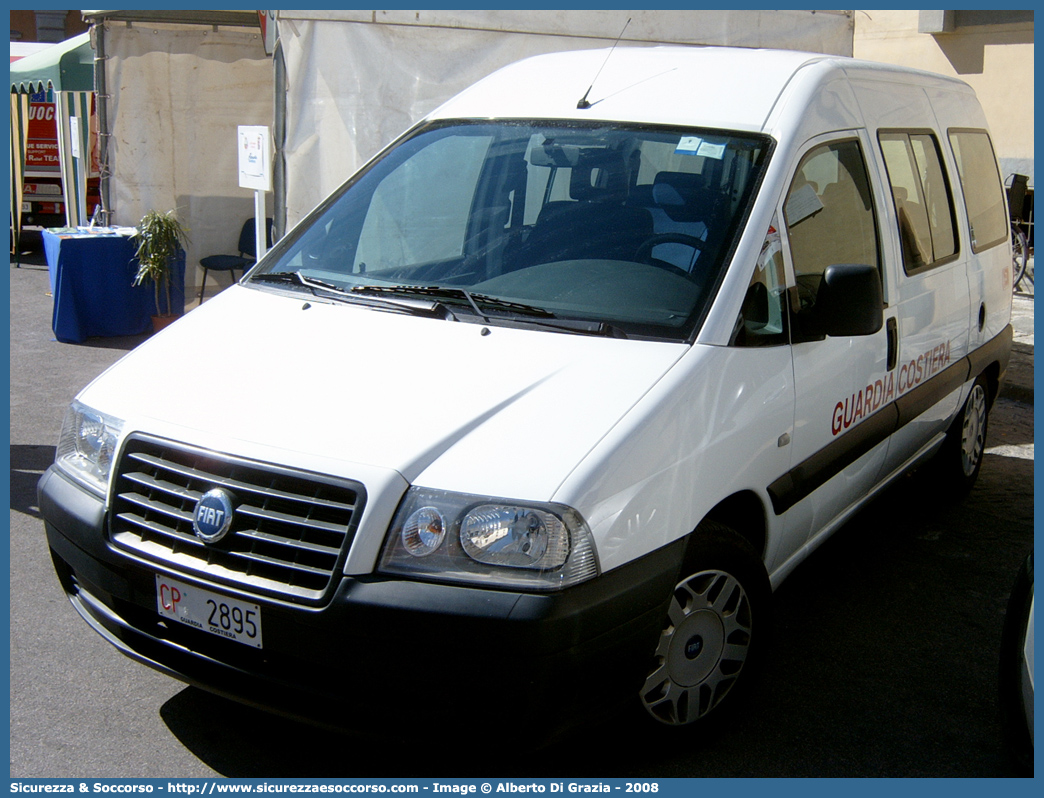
(238, 125, 271, 259)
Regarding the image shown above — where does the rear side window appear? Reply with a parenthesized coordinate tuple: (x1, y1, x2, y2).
(879, 132, 958, 274)
(947, 130, 1008, 252)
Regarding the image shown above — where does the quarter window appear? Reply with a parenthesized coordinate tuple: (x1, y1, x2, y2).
(947, 129, 1009, 253)
(879, 132, 958, 273)
(732, 217, 788, 347)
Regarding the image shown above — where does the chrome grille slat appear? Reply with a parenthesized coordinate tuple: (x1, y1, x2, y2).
(110, 437, 364, 602)
(119, 491, 195, 525)
(122, 471, 202, 503)
(116, 512, 205, 548)
(232, 549, 333, 577)
(126, 451, 358, 513)
(236, 528, 342, 556)
(235, 503, 347, 534)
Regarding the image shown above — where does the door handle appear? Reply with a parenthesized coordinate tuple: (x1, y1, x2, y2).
(886, 317, 898, 371)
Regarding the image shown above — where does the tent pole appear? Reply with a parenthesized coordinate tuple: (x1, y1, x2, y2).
(273, 33, 286, 243)
(92, 22, 113, 226)
(54, 91, 78, 228)
(10, 93, 29, 265)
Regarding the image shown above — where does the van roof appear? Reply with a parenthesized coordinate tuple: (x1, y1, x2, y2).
(428, 46, 968, 134)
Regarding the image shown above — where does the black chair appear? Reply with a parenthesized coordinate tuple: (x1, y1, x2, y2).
(1007, 173, 1028, 221)
(198, 217, 273, 302)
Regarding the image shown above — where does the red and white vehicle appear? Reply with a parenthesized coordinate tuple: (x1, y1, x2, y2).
(12, 44, 100, 227)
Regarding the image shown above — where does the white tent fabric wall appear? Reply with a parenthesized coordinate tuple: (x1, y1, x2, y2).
(278, 10, 854, 230)
(281, 20, 612, 229)
(103, 22, 270, 287)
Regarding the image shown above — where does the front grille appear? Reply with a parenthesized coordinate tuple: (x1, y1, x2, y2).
(110, 436, 364, 602)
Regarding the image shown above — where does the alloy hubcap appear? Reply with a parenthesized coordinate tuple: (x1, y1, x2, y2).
(641, 568, 752, 725)
(960, 385, 987, 476)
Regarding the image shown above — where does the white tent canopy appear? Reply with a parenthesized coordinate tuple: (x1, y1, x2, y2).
(278, 10, 854, 229)
(10, 33, 96, 240)
(80, 10, 853, 288)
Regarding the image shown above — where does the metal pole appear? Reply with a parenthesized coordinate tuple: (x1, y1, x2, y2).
(273, 33, 286, 242)
(92, 22, 113, 226)
(254, 189, 267, 259)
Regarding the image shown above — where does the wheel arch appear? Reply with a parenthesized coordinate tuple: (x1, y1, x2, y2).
(699, 490, 769, 562)
(640, 495, 774, 727)
(980, 359, 1001, 407)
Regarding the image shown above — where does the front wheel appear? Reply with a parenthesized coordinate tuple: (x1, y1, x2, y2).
(639, 521, 770, 727)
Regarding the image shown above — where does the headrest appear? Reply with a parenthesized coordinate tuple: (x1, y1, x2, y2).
(652, 172, 709, 223)
(570, 150, 629, 203)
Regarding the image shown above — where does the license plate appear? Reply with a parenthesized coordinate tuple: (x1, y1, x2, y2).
(156, 575, 263, 648)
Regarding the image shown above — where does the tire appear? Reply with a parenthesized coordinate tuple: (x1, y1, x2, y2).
(1012, 225, 1029, 291)
(638, 520, 770, 727)
(936, 374, 990, 494)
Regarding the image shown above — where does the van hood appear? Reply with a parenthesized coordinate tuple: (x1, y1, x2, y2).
(80, 286, 686, 500)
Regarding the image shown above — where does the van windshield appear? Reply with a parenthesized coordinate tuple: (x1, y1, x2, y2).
(252, 121, 770, 341)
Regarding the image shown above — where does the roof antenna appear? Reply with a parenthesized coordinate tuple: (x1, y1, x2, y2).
(577, 17, 631, 110)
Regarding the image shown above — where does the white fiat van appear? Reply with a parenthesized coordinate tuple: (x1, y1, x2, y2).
(40, 47, 1012, 737)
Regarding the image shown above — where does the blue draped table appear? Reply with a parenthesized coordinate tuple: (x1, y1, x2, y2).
(43, 229, 185, 344)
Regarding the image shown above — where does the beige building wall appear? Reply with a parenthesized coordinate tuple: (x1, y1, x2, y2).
(854, 9, 1034, 187)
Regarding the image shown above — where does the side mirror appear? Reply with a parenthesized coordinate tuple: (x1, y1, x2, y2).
(800, 263, 884, 339)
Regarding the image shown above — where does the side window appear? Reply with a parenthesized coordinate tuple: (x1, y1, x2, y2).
(783, 139, 880, 312)
(947, 129, 1009, 252)
(733, 217, 788, 347)
(879, 131, 958, 273)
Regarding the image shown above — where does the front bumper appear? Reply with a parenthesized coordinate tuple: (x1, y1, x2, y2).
(40, 466, 683, 739)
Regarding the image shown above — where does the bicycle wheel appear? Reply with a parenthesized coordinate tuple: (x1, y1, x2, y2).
(1011, 225, 1028, 290)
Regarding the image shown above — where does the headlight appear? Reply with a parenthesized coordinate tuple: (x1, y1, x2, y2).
(380, 487, 599, 591)
(54, 400, 124, 497)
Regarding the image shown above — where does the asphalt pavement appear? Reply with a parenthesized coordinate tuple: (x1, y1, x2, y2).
(8, 229, 1035, 778)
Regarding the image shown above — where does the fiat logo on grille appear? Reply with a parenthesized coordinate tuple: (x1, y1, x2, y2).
(193, 488, 235, 543)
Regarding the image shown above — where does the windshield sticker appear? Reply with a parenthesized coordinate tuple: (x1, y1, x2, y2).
(675, 136, 703, 155)
(758, 225, 782, 273)
(696, 141, 726, 160)
(831, 340, 953, 436)
(676, 137, 726, 159)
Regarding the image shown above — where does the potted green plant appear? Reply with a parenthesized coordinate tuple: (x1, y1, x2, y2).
(132, 209, 188, 331)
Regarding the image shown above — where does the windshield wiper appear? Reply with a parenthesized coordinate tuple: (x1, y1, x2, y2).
(250, 271, 342, 294)
(251, 273, 457, 319)
(506, 316, 627, 338)
(351, 285, 624, 337)
(251, 279, 621, 335)
(350, 285, 555, 319)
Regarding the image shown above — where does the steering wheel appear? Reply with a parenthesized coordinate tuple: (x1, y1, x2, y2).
(634, 233, 706, 277)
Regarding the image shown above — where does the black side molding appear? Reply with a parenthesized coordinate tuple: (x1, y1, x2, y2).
(767, 325, 1012, 515)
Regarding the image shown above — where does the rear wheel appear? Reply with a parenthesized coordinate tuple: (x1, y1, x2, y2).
(936, 374, 991, 494)
(639, 521, 770, 727)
